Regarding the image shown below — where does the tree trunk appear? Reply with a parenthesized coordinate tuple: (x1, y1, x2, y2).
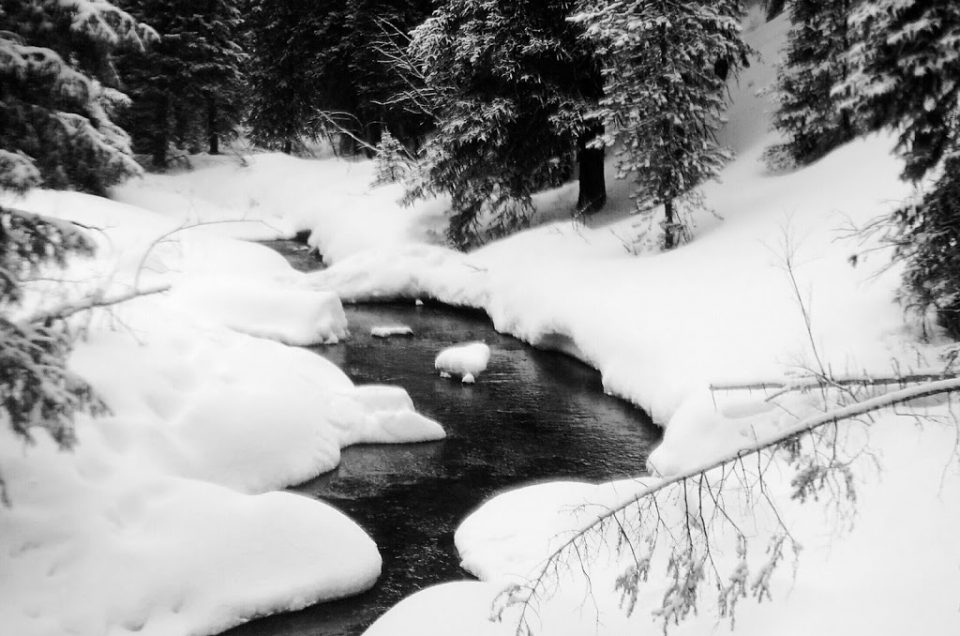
(663, 197, 676, 249)
(207, 98, 220, 155)
(576, 132, 606, 215)
(283, 139, 292, 154)
(152, 95, 169, 168)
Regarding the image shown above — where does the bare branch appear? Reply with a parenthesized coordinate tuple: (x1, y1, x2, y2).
(25, 285, 171, 325)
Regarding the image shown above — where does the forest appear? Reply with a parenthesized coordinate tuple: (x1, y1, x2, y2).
(2, 1, 960, 636)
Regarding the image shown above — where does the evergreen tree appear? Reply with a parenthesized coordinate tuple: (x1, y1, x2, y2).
(843, 0, 960, 181)
(773, 0, 857, 165)
(578, 0, 750, 249)
(0, 208, 104, 455)
(405, 0, 606, 248)
(245, 0, 326, 153)
(0, 0, 153, 194)
(117, 0, 246, 166)
(0, 0, 146, 458)
(843, 1, 960, 335)
(894, 158, 960, 337)
(245, 0, 433, 155)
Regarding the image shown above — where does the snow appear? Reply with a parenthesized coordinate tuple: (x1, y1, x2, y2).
(368, 411, 960, 636)
(5, 5, 959, 636)
(1, 185, 445, 635)
(435, 342, 491, 383)
(371, 324, 414, 337)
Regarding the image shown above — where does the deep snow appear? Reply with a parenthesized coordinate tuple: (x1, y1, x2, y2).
(3, 5, 959, 636)
(0, 190, 444, 636)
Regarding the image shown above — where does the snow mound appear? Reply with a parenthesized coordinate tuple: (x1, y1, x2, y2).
(2, 188, 448, 636)
(435, 342, 491, 383)
(371, 324, 414, 338)
(363, 582, 509, 636)
(173, 281, 347, 345)
(0, 424, 382, 636)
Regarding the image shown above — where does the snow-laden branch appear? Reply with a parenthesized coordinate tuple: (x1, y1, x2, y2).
(501, 376, 960, 634)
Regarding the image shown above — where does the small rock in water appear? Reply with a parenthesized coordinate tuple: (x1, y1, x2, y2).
(435, 341, 491, 384)
(371, 325, 414, 338)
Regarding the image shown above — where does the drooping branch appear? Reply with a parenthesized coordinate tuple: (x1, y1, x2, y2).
(710, 371, 959, 394)
(500, 377, 960, 634)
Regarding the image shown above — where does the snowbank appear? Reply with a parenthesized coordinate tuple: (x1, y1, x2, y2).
(0, 427, 381, 636)
(435, 342, 491, 383)
(1, 187, 446, 636)
(367, 410, 960, 636)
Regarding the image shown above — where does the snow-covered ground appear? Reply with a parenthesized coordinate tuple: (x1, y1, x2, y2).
(0, 192, 444, 635)
(4, 6, 959, 636)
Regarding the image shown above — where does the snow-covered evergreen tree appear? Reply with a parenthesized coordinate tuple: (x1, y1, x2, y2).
(0, 208, 104, 457)
(0, 0, 150, 459)
(117, 0, 246, 166)
(0, 0, 153, 193)
(405, 0, 605, 248)
(842, 1, 960, 335)
(843, 0, 960, 181)
(773, 0, 857, 165)
(894, 158, 960, 337)
(577, 0, 750, 248)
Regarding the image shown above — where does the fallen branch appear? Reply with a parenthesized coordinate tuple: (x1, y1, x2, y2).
(710, 372, 958, 394)
(500, 377, 960, 634)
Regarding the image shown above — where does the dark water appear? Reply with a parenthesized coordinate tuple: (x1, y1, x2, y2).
(224, 242, 661, 636)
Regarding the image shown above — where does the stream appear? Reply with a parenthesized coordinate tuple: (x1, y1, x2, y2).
(223, 242, 662, 636)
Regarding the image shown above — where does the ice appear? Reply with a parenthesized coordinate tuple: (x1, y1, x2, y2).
(371, 324, 414, 337)
(435, 342, 491, 382)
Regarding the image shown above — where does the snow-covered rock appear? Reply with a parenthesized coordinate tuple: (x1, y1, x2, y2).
(435, 342, 491, 383)
(371, 324, 414, 338)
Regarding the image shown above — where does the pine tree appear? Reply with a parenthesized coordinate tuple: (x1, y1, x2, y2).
(0, 208, 105, 459)
(894, 158, 960, 337)
(245, 0, 326, 153)
(773, 0, 857, 165)
(843, 0, 960, 181)
(578, 0, 750, 249)
(842, 1, 960, 335)
(0, 0, 146, 464)
(117, 0, 246, 166)
(0, 0, 153, 194)
(405, 0, 606, 248)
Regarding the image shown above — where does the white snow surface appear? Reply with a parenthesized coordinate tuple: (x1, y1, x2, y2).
(435, 342, 491, 382)
(6, 7, 959, 636)
(1, 188, 444, 636)
(368, 412, 960, 636)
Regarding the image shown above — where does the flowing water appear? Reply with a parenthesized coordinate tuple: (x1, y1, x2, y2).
(223, 242, 661, 636)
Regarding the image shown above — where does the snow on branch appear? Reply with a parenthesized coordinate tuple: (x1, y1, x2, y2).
(496, 377, 960, 635)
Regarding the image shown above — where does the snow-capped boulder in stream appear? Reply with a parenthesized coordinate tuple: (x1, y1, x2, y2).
(371, 325, 414, 338)
(435, 342, 491, 384)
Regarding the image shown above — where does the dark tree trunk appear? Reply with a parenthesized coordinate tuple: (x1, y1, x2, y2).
(663, 198, 676, 249)
(207, 98, 220, 155)
(152, 95, 169, 168)
(576, 130, 606, 215)
(283, 139, 293, 154)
